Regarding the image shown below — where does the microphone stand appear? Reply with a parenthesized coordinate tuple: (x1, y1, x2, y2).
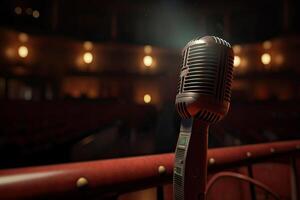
(174, 119, 209, 200)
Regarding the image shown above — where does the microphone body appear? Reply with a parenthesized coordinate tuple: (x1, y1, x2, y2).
(173, 36, 234, 200)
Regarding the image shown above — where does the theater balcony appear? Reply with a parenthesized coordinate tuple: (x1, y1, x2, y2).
(0, 0, 299, 199)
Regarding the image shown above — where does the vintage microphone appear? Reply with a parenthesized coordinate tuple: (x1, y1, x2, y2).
(173, 36, 234, 200)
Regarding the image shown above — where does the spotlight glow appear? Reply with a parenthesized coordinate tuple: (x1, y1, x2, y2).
(32, 10, 40, 18)
(143, 56, 153, 67)
(83, 52, 93, 64)
(18, 46, 28, 58)
(233, 56, 241, 67)
(261, 53, 271, 65)
(143, 94, 151, 103)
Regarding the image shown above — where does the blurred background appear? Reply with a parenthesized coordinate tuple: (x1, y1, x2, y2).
(0, 0, 300, 169)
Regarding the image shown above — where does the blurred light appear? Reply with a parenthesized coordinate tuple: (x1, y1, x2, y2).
(233, 45, 241, 54)
(18, 33, 28, 42)
(263, 41, 272, 50)
(18, 46, 28, 58)
(24, 89, 32, 100)
(83, 41, 93, 51)
(13, 66, 27, 75)
(81, 136, 95, 145)
(14, 7, 22, 15)
(261, 53, 271, 65)
(45, 87, 53, 100)
(72, 90, 81, 98)
(83, 52, 93, 64)
(143, 94, 151, 103)
(26, 8, 33, 15)
(194, 39, 205, 44)
(275, 54, 284, 65)
(241, 58, 248, 68)
(255, 85, 269, 100)
(5, 48, 15, 58)
(233, 56, 241, 67)
(88, 89, 97, 99)
(143, 56, 153, 67)
(144, 45, 152, 54)
(32, 10, 40, 18)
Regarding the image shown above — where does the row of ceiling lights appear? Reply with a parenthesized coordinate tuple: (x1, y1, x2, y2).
(17, 44, 154, 68)
(16, 50, 272, 69)
(11, 35, 281, 104)
(142, 45, 153, 103)
(14, 6, 40, 18)
(233, 41, 276, 68)
(233, 53, 272, 67)
(15, 34, 154, 68)
(12, 33, 154, 104)
(82, 44, 153, 104)
(15, 34, 278, 70)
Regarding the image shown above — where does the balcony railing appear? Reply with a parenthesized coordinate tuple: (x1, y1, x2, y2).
(0, 140, 299, 200)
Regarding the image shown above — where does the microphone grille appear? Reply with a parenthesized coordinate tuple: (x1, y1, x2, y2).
(177, 36, 234, 102)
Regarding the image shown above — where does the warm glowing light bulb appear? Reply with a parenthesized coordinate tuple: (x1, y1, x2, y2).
(18, 46, 28, 58)
(233, 56, 241, 67)
(261, 53, 271, 65)
(144, 45, 152, 54)
(32, 10, 40, 18)
(143, 94, 151, 103)
(143, 56, 153, 67)
(83, 52, 93, 64)
(14, 7, 22, 15)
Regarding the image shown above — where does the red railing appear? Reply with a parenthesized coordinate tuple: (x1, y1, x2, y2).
(0, 140, 299, 199)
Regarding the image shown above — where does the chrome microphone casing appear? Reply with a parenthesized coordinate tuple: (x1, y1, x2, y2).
(175, 36, 234, 123)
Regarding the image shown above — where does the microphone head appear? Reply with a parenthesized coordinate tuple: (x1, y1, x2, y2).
(175, 36, 234, 124)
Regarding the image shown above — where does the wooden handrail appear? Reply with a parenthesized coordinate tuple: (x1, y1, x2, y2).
(0, 140, 299, 199)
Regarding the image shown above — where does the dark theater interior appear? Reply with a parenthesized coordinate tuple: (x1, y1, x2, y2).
(0, 0, 300, 199)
